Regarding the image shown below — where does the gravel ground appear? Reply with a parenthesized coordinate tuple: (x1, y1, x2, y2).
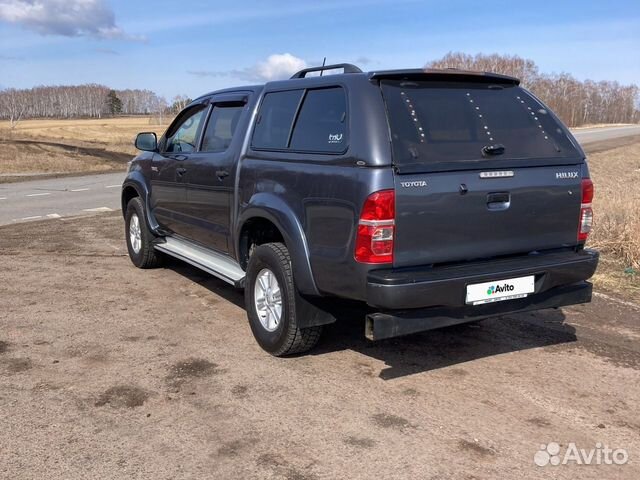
(1, 213, 639, 479)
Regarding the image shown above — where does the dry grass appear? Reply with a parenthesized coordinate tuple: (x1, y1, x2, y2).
(0, 117, 169, 178)
(0, 141, 125, 176)
(590, 256, 640, 304)
(585, 138, 640, 302)
(1, 117, 168, 154)
(587, 139, 640, 269)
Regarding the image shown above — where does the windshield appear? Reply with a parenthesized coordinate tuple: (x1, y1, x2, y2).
(381, 80, 580, 169)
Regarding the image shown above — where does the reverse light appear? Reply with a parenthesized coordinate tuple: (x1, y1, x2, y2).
(355, 190, 395, 264)
(578, 178, 594, 242)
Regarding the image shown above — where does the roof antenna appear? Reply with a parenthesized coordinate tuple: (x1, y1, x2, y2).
(320, 57, 326, 76)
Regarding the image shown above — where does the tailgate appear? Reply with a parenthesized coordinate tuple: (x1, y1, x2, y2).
(393, 165, 583, 267)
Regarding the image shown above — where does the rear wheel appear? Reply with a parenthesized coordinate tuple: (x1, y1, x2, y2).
(245, 242, 322, 356)
(125, 196, 162, 268)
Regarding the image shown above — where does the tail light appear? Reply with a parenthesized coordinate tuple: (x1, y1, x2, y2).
(578, 178, 594, 242)
(355, 190, 395, 264)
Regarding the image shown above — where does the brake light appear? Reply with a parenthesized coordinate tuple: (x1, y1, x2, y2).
(355, 190, 395, 263)
(578, 178, 594, 242)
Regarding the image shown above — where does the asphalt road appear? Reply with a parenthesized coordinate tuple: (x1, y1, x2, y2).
(572, 125, 640, 144)
(0, 172, 124, 225)
(1, 125, 639, 226)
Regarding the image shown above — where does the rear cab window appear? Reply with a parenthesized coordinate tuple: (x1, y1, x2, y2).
(290, 88, 347, 153)
(251, 87, 348, 154)
(380, 80, 581, 171)
(252, 90, 303, 150)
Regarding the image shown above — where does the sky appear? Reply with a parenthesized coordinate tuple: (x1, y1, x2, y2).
(0, 0, 638, 100)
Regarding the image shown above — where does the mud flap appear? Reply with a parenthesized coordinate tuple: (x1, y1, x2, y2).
(295, 291, 337, 328)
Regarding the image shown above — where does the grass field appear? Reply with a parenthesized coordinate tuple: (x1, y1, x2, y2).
(589, 138, 640, 267)
(587, 138, 640, 300)
(0, 117, 169, 177)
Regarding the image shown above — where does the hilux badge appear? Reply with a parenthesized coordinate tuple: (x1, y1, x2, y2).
(556, 171, 579, 179)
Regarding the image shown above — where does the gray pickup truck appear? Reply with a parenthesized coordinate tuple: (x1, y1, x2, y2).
(122, 63, 598, 356)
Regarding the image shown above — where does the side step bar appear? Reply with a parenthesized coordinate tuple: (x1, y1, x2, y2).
(154, 236, 246, 287)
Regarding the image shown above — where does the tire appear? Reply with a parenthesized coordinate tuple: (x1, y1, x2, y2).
(245, 242, 322, 356)
(125, 196, 162, 269)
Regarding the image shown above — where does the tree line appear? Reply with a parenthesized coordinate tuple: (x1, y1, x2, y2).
(0, 85, 193, 129)
(1, 54, 638, 129)
(426, 52, 640, 127)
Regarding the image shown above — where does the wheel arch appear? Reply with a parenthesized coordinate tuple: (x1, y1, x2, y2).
(121, 184, 139, 213)
(121, 171, 160, 234)
(237, 196, 319, 296)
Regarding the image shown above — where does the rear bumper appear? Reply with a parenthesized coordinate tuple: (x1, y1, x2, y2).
(366, 281, 592, 340)
(367, 249, 599, 310)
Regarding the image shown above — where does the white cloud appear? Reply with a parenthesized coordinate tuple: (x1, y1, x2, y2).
(188, 53, 308, 83)
(0, 0, 139, 40)
(252, 53, 307, 81)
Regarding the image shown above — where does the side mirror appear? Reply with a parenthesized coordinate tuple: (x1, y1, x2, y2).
(135, 132, 157, 152)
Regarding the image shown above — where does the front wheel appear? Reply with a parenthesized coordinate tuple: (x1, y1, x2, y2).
(125, 196, 162, 269)
(245, 243, 322, 356)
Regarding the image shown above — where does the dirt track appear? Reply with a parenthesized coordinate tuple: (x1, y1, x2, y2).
(1, 213, 639, 479)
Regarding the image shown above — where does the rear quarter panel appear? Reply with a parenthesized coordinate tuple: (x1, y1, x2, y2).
(238, 158, 393, 299)
(236, 76, 394, 300)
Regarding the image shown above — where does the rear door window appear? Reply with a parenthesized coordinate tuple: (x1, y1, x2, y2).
(290, 87, 347, 153)
(251, 90, 303, 150)
(381, 80, 580, 170)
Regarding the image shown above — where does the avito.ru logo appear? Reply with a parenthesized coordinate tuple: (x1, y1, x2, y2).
(487, 283, 516, 296)
(535, 442, 628, 467)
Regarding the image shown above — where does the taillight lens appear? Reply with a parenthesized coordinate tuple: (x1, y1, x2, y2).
(355, 190, 395, 263)
(578, 178, 594, 242)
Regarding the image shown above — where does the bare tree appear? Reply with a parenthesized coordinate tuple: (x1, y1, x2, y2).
(149, 95, 169, 125)
(426, 52, 640, 127)
(0, 88, 27, 133)
(171, 95, 192, 113)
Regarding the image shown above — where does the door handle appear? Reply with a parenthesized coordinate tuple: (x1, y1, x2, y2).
(487, 192, 510, 211)
(173, 155, 188, 161)
(216, 170, 230, 180)
(176, 167, 187, 177)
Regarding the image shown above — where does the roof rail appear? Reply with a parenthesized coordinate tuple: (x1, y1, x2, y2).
(290, 63, 363, 79)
